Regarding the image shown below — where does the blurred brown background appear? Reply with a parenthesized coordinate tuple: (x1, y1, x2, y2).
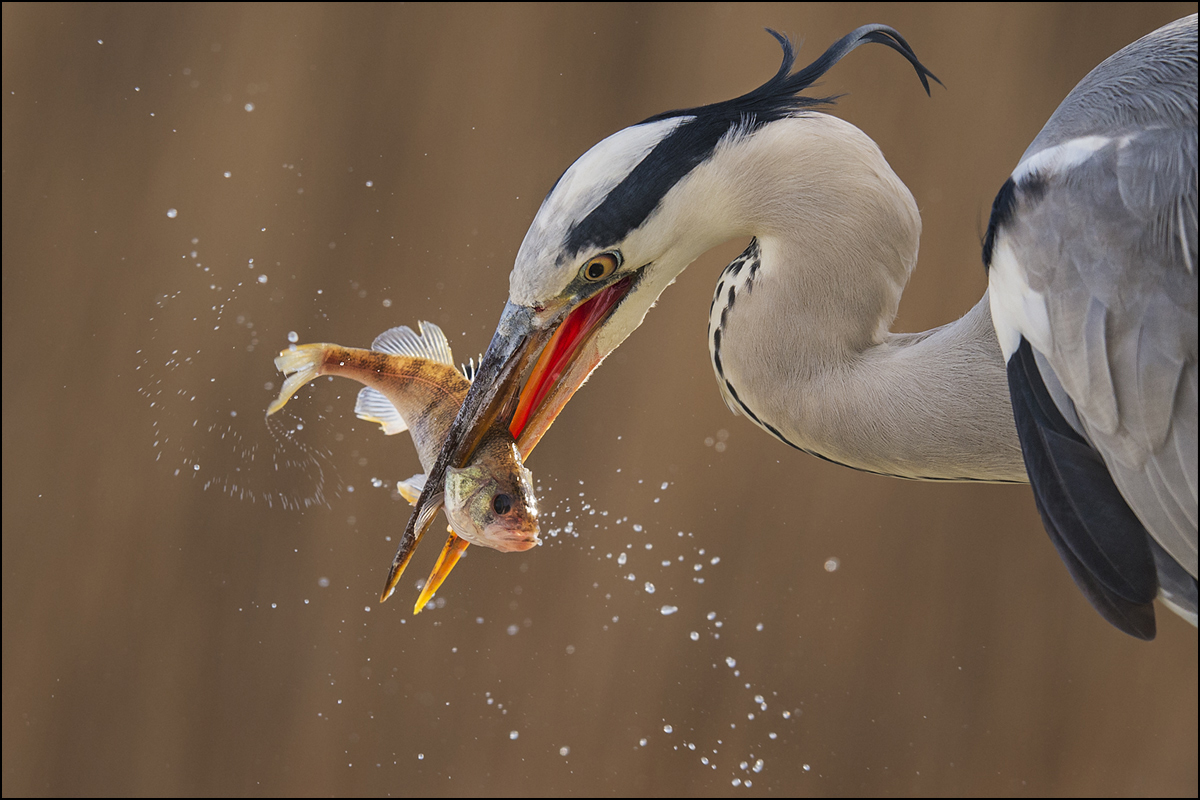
(3, 3, 1196, 796)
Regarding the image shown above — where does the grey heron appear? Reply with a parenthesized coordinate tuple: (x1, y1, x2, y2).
(384, 18, 1198, 640)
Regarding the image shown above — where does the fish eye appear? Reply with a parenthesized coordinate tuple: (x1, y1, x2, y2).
(581, 251, 621, 282)
(492, 493, 513, 515)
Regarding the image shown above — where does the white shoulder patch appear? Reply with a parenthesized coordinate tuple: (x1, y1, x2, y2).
(1013, 136, 1112, 185)
(988, 238, 1052, 361)
(371, 321, 454, 367)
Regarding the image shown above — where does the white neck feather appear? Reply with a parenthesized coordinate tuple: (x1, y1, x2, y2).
(665, 114, 1026, 481)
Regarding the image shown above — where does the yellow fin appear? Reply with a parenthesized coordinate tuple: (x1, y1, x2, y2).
(354, 387, 409, 435)
(267, 344, 328, 416)
(396, 474, 426, 505)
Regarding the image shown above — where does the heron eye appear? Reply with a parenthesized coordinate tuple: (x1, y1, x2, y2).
(492, 493, 513, 515)
(581, 252, 621, 282)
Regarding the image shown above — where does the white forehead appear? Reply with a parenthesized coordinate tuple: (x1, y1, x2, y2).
(510, 116, 689, 305)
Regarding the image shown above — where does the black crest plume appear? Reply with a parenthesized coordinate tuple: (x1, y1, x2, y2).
(643, 23, 942, 127)
(565, 24, 942, 256)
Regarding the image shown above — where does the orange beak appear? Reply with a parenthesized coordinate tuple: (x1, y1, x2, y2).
(383, 276, 637, 609)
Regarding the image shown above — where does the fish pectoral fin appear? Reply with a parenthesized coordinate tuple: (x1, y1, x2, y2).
(414, 532, 470, 614)
(354, 387, 409, 435)
(396, 474, 427, 505)
(266, 344, 329, 416)
(409, 495, 443, 544)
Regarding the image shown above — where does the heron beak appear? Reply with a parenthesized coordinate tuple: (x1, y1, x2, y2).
(378, 301, 549, 604)
(507, 274, 637, 455)
(413, 531, 470, 613)
(379, 277, 635, 605)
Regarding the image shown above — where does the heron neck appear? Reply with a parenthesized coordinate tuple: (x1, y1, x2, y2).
(689, 115, 1027, 481)
(743, 284, 1028, 482)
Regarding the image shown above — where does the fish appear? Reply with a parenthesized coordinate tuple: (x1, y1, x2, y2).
(266, 322, 540, 611)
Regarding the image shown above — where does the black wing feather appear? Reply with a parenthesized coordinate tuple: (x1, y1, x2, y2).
(1008, 339, 1159, 639)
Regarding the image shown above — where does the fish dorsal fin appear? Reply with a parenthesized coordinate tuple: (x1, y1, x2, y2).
(354, 386, 409, 435)
(459, 355, 483, 384)
(371, 322, 454, 367)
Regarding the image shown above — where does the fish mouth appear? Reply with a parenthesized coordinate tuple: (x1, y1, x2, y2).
(488, 528, 541, 553)
(381, 274, 637, 606)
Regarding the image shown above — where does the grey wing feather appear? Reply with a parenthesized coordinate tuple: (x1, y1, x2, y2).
(1018, 15, 1198, 163)
(1008, 15, 1198, 580)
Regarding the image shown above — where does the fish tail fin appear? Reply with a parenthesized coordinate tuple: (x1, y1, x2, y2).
(266, 344, 328, 416)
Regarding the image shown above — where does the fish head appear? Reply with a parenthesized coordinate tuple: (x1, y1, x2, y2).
(444, 431, 540, 552)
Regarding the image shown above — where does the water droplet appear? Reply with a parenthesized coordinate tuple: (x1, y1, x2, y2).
(663, 724, 673, 734)
(824, 557, 840, 572)
(508, 730, 519, 740)
(166, 208, 178, 218)
(660, 605, 678, 616)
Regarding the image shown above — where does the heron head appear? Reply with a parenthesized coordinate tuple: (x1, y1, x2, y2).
(380, 25, 940, 604)
(431, 25, 939, 464)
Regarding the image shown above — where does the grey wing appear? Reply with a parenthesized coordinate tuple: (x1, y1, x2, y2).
(987, 15, 1198, 633)
(1003, 122, 1198, 606)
